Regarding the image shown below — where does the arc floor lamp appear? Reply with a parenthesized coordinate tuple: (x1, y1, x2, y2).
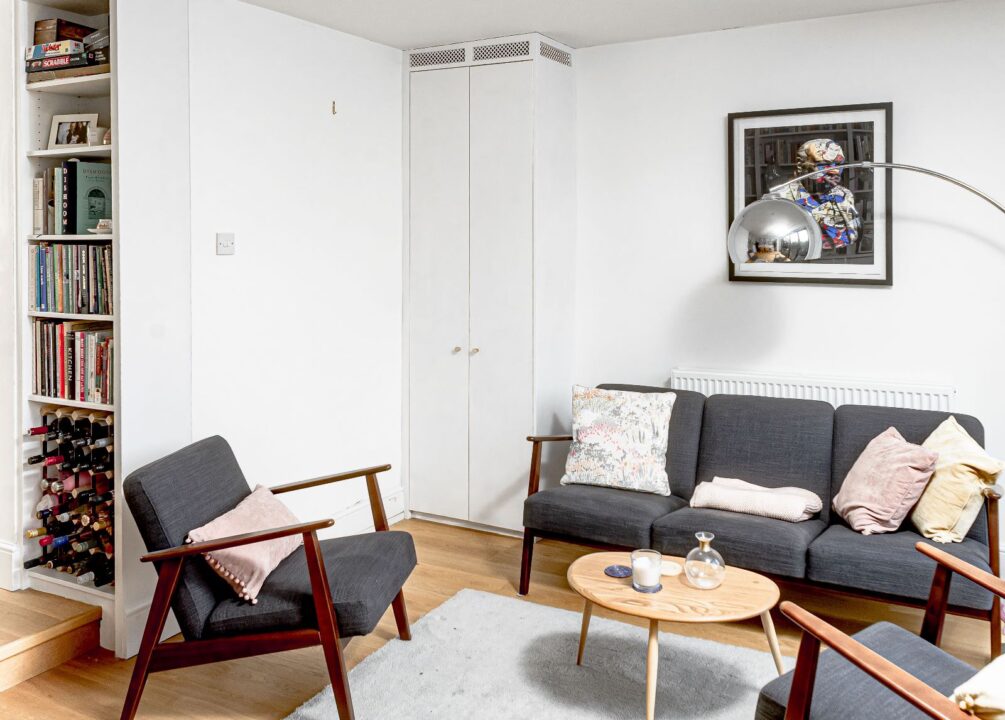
(727, 161, 1005, 264)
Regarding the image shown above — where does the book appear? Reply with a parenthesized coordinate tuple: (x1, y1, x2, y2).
(61, 161, 75, 235)
(33, 177, 44, 234)
(25, 40, 84, 60)
(33, 19, 96, 45)
(73, 162, 112, 233)
(53, 166, 63, 235)
(26, 63, 110, 84)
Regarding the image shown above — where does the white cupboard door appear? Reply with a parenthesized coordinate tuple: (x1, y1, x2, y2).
(468, 62, 535, 531)
(409, 67, 470, 520)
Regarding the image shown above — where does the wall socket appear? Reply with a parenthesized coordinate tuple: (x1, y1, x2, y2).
(216, 232, 236, 255)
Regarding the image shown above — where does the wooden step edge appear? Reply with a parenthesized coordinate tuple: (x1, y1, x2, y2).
(0, 605, 101, 663)
(0, 618, 100, 692)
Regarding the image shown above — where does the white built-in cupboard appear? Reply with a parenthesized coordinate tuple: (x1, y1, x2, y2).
(408, 35, 575, 532)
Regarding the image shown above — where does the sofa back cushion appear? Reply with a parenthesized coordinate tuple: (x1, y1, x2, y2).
(597, 384, 705, 498)
(696, 395, 835, 521)
(832, 405, 989, 543)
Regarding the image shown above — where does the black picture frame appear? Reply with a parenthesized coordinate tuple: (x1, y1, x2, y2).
(727, 102, 893, 286)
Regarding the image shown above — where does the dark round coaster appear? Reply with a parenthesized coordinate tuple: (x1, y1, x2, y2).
(604, 564, 632, 578)
(633, 583, 663, 594)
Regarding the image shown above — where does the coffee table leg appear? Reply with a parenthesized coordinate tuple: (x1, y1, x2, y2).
(646, 619, 659, 720)
(761, 609, 785, 675)
(577, 599, 593, 665)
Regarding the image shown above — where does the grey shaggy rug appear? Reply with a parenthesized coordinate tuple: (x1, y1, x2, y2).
(286, 589, 790, 720)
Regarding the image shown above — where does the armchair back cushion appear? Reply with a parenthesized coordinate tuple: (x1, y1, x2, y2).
(123, 435, 252, 640)
(832, 406, 989, 544)
(597, 385, 705, 498)
(696, 395, 835, 521)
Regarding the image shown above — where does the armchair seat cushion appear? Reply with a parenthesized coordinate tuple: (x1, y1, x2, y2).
(204, 530, 416, 639)
(755, 621, 975, 720)
(651, 508, 826, 578)
(807, 524, 994, 610)
(524, 485, 686, 548)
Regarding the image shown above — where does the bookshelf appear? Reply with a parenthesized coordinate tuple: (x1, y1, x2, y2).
(15, 0, 118, 651)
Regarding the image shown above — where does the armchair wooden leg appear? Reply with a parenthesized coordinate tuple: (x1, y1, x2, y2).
(920, 562, 952, 647)
(391, 590, 411, 641)
(783, 631, 822, 720)
(304, 532, 355, 720)
(992, 596, 1002, 659)
(519, 530, 535, 596)
(120, 559, 182, 720)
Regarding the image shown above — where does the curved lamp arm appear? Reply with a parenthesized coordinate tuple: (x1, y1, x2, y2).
(769, 161, 1005, 216)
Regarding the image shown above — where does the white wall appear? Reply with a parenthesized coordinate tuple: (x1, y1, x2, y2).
(116, 0, 194, 656)
(0, 0, 18, 590)
(574, 0, 1005, 556)
(188, 0, 405, 533)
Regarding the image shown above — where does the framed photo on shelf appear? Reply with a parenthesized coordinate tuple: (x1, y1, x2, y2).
(727, 102, 893, 286)
(47, 113, 99, 149)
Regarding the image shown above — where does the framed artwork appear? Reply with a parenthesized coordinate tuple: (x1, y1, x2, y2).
(47, 113, 99, 149)
(728, 102, 893, 286)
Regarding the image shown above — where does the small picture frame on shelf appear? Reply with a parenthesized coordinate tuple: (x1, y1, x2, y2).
(47, 113, 99, 149)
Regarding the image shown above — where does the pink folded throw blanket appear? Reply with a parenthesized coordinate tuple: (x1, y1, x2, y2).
(689, 476, 823, 522)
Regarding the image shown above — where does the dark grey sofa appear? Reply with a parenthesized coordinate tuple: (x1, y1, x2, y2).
(519, 384, 1002, 653)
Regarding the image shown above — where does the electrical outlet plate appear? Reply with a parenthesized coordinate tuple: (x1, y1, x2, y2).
(216, 232, 235, 255)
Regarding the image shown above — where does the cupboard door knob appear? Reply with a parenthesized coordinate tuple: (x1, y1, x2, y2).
(470, 347, 480, 355)
(452, 346, 462, 353)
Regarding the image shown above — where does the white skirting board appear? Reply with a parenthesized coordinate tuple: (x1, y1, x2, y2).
(408, 511, 523, 539)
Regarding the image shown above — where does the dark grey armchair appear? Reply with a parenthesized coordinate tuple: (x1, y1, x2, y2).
(121, 436, 416, 720)
(757, 542, 1004, 720)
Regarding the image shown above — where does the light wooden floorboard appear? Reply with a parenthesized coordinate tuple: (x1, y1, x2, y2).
(0, 519, 992, 719)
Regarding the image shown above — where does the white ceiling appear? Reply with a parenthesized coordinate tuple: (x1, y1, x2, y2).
(239, 0, 956, 49)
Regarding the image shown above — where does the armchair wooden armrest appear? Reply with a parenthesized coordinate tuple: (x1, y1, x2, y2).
(780, 601, 970, 720)
(271, 464, 395, 532)
(525, 434, 572, 498)
(140, 519, 335, 563)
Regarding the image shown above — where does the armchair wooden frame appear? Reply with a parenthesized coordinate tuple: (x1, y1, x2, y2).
(518, 435, 1002, 659)
(781, 541, 1005, 720)
(121, 464, 409, 720)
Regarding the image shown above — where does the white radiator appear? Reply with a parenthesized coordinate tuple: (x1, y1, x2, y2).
(669, 368, 955, 411)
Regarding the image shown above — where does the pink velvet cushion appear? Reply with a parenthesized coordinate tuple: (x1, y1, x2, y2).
(186, 485, 303, 604)
(833, 427, 939, 535)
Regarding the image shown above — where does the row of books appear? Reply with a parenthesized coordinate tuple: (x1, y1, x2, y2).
(32, 161, 112, 235)
(30, 244, 113, 316)
(32, 320, 114, 405)
(26, 19, 110, 84)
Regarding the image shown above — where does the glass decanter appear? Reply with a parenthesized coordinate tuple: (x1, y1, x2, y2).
(684, 531, 725, 590)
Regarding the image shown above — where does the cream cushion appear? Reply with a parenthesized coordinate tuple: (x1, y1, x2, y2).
(186, 485, 303, 604)
(833, 427, 938, 535)
(561, 385, 676, 496)
(951, 654, 1005, 719)
(910, 416, 1003, 543)
(690, 476, 822, 522)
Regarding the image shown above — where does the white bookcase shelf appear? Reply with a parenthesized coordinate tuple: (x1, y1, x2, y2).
(26, 0, 108, 15)
(28, 233, 113, 242)
(28, 395, 114, 412)
(28, 566, 114, 598)
(26, 73, 112, 97)
(28, 311, 114, 321)
(28, 145, 112, 158)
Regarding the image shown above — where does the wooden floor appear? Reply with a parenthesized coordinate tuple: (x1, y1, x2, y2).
(0, 587, 101, 693)
(0, 519, 992, 719)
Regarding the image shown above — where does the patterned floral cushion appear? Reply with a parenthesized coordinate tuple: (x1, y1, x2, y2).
(561, 385, 676, 496)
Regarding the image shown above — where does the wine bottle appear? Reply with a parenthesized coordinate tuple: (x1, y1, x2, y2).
(24, 527, 49, 539)
(25, 419, 58, 438)
(88, 437, 112, 449)
(26, 453, 64, 467)
(72, 537, 100, 553)
(34, 494, 58, 512)
(22, 556, 45, 569)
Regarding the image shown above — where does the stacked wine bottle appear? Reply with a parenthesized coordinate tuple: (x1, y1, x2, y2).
(22, 405, 114, 588)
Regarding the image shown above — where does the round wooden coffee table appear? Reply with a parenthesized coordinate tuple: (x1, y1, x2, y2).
(567, 551, 784, 720)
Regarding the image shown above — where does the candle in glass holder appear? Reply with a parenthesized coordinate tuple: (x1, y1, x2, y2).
(631, 549, 662, 593)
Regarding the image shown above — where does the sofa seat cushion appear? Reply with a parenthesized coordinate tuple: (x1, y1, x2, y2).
(807, 524, 993, 610)
(755, 621, 975, 720)
(651, 507, 826, 578)
(204, 530, 416, 639)
(524, 485, 686, 547)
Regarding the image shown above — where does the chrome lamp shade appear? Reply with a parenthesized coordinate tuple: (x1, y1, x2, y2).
(727, 194, 822, 265)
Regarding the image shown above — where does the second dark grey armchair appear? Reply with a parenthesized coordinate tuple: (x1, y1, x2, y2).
(121, 435, 416, 720)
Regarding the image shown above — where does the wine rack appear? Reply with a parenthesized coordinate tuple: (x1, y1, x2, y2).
(21, 404, 114, 593)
